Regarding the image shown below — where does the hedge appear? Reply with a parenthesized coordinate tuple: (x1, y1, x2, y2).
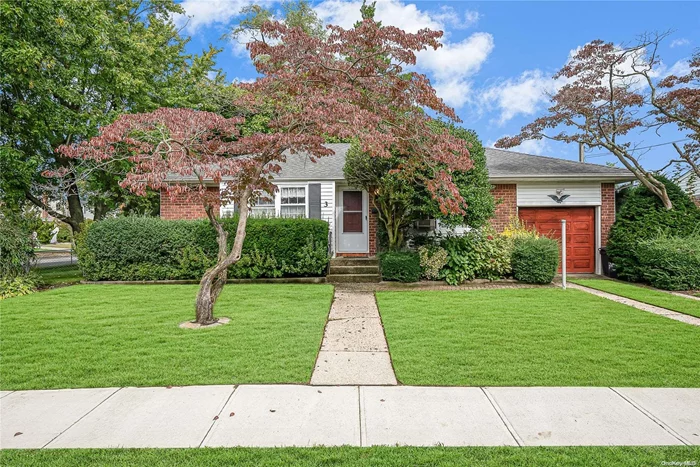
(635, 232, 700, 290)
(511, 237, 560, 284)
(76, 216, 329, 281)
(607, 176, 700, 282)
(380, 251, 421, 282)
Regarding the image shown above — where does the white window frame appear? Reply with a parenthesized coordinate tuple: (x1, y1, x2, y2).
(250, 192, 276, 218)
(279, 185, 308, 218)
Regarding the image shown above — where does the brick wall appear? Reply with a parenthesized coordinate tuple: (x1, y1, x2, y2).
(368, 191, 378, 257)
(490, 184, 517, 232)
(600, 183, 616, 246)
(159, 187, 220, 220)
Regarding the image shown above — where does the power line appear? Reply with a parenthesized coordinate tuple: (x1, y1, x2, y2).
(586, 138, 692, 158)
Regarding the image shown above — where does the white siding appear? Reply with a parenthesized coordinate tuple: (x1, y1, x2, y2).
(517, 182, 602, 207)
(321, 181, 335, 234)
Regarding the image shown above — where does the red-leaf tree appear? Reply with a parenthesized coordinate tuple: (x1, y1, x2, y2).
(60, 16, 472, 324)
(495, 35, 677, 209)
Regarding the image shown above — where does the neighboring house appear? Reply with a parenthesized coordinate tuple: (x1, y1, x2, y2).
(676, 169, 700, 206)
(161, 143, 635, 274)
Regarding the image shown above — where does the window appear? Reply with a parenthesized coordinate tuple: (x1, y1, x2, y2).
(251, 193, 275, 218)
(343, 190, 363, 233)
(281, 186, 306, 217)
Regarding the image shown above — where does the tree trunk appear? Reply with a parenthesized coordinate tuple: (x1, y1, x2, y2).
(193, 188, 253, 325)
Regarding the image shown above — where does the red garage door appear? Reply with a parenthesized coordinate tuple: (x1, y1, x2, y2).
(519, 207, 595, 273)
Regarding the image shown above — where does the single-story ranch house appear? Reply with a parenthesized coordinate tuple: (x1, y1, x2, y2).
(161, 143, 635, 274)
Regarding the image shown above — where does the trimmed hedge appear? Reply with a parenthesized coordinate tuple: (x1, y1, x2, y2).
(511, 237, 560, 284)
(76, 216, 329, 281)
(607, 176, 700, 282)
(380, 251, 421, 282)
(636, 232, 700, 290)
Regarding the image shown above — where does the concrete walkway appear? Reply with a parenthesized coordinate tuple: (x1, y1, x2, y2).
(569, 283, 700, 326)
(1, 385, 698, 448)
(310, 289, 397, 385)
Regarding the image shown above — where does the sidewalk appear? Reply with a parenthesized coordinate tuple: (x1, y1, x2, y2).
(2, 385, 698, 449)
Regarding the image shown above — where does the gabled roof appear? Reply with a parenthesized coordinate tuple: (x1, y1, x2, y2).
(484, 147, 635, 182)
(165, 142, 636, 183)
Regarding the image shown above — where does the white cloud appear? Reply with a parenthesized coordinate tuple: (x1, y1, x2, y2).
(480, 70, 567, 125)
(176, 0, 275, 34)
(315, 0, 442, 32)
(511, 138, 549, 155)
(432, 6, 480, 30)
(670, 38, 690, 48)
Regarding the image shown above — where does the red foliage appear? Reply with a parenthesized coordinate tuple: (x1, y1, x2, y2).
(59, 17, 472, 216)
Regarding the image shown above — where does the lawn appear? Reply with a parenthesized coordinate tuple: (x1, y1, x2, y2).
(376, 288, 700, 387)
(0, 284, 333, 390)
(34, 265, 82, 286)
(2, 446, 699, 467)
(571, 279, 700, 318)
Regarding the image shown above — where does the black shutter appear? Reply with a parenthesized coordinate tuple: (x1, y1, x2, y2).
(309, 183, 322, 219)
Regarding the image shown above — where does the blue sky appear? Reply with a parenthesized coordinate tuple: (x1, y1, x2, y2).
(177, 1, 700, 171)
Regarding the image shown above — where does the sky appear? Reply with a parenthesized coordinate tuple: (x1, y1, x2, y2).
(175, 1, 700, 171)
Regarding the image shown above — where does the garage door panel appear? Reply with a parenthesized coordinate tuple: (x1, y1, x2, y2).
(519, 207, 595, 273)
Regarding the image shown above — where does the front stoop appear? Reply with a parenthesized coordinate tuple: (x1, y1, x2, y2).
(327, 257, 380, 283)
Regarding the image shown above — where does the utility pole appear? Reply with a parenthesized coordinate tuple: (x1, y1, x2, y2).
(578, 142, 585, 163)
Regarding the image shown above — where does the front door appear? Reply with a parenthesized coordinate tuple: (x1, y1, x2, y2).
(337, 189, 368, 253)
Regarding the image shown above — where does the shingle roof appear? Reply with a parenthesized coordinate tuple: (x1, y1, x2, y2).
(165, 143, 635, 182)
(274, 143, 635, 182)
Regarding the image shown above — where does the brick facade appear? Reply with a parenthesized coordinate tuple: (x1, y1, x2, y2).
(368, 191, 378, 257)
(490, 184, 517, 233)
(159, 187, 220, 220)
(600, 183, 616, 246)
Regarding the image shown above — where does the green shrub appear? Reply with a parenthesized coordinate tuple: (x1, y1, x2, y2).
(76, 216, 329, 281)
(440, 229, 512, 285)
(0, 274, 38, 300)
(635, 232, 700, 290)
(418, 245, 448, 280)
(380, 251, 421, 282)
(0, 218, 34, 278)
(607, 176, 700, 282)
(511, 237, 560, 284)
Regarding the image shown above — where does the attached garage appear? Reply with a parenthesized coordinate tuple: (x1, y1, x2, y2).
(519, 207, 595, 273)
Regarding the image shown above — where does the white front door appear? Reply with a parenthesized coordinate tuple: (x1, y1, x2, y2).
(337, 189, 368, 253)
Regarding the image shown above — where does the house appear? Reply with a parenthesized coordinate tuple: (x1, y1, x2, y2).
(161, 143, 635, 274)
(676, 169, 700, 206)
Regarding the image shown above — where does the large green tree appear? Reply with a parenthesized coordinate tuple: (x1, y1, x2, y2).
(344, 122, 495, 250)
(0, 0, 217, 230)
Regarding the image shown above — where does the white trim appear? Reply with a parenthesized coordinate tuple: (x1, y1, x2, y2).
(595, 204, 602, 275)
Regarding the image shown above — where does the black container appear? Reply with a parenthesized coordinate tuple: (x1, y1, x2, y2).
(599, 247, 617, 278)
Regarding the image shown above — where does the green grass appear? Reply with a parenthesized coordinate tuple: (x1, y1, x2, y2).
(376, 288, 700, 387)
(0, 284, 333, 390)
(2, 447, 699, 467)
(571, 279, 700, 318)
(34, 265, 82, 286)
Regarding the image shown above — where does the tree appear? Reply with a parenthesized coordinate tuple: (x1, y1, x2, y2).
(344, 121, 494, 250)
(62, 14, 472, 324)
(0, 0, 217, 229)
(495, 36, 674, 208)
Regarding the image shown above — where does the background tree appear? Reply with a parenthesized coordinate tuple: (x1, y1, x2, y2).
(63, 14, 472, 324)
(495, 36, 675, 208)
(0, 0, 218, 229)
(344, 122, 494, 250)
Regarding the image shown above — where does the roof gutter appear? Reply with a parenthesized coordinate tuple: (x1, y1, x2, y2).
(489, 174, 637, 183)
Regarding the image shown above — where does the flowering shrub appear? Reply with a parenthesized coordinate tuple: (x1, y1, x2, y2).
(440, 228, 512, 285)
(418, 245, 448, 280)
(501, 217, 540, 240)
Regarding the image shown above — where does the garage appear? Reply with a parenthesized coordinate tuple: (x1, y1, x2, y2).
(519, 207, 595, 273)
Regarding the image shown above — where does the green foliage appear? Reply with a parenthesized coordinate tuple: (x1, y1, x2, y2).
(0, 274, 38, 300)
(510, 237, 559, 284)
(75, 216, 329, 281)
(0, 0, 218, 223)
(419, 121, 495, 229)
(417, 245, 448, 280)
(440, 230, 512, 285)
(635, 232, 700, 290)
(380, 251, 421, 282)
(607, 176, 700, 281)
(0, 217, 34, 278)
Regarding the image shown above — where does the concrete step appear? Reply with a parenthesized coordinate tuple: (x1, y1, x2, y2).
(327, 274, 381, 283)
(330, 258, 379, 267)
(329, 265, 380, 275)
